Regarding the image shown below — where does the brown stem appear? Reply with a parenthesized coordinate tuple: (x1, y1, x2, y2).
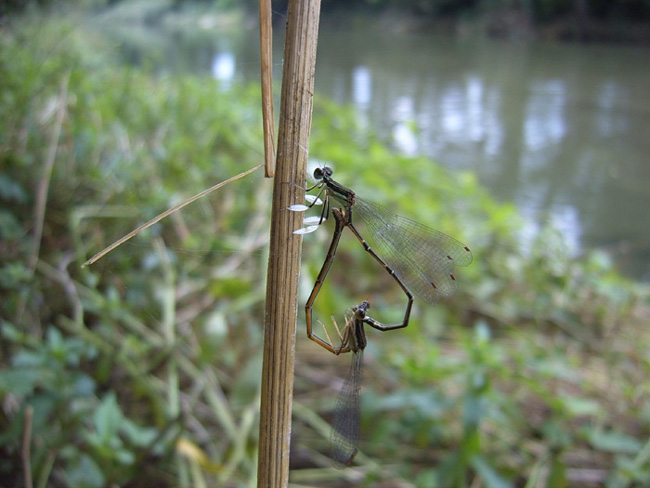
(257, 0, 322, 486)
(259, 0, 276, 177)
(22, 405, 34, 488)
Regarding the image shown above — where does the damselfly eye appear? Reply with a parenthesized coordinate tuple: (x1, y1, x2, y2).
(313, 166, 333, 180)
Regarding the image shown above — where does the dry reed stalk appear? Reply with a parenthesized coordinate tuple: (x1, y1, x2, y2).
(257, 0, 322, 485)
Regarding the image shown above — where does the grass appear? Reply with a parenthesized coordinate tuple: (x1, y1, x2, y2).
(1, 10, 649, 488)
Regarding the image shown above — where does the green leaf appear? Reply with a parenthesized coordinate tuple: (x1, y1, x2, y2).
(0, 174, 28, 202)
(0, 210, 23, 240)
(563, 397, 602, 416)
(588, 429, 642, 454)
(472, 456, 512, 488)
(94, 393, 123, 442)
(0, 263, 31, 288)
(65, 454, 105, 488)
(0, 369, 42, 396)
(121, 418, 158, 447)
(547, 454, 568, 488)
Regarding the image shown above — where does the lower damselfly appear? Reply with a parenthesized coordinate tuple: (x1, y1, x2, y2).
(290, 166, 473, 353)
(329, 300, 389, 468)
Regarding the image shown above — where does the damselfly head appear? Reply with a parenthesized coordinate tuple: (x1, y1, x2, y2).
(307, 159, 332, 182)
(351, 300, 370, 319)
(314, 166, 333, 181)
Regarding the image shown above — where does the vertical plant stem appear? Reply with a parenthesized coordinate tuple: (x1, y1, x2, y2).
(154, 237, 179, 417)
(22, 405, 33, 488)
(257, 0, 321, 486)
(259, 0, 276, 177)
(30, 73, 69, 272)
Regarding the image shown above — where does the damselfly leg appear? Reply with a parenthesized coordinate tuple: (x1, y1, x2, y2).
(291, 166, 472, 353)
(290, 166, 473, 467)
(305, 207, 413, 353)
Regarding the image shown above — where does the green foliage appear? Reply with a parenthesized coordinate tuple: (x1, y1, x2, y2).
(1, 14, 266, 487)
(305, 91, 648, 487)
(0, 324, 160, 486)
(1, 10, 649, 488)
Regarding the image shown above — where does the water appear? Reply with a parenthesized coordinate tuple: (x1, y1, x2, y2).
(313, 20, 650, 281)
(97, 11, 650, 280)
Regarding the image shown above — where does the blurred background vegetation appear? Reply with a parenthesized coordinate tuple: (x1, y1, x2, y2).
(1, 1, 649, 488)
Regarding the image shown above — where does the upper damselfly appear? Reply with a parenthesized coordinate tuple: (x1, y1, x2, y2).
(290, 166, 473, 352)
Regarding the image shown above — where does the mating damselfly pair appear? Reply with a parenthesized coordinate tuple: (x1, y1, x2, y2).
(290, 166, 472, 467)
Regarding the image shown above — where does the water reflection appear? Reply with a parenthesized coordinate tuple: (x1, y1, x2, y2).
(595, 81, 629, 135)
(352, 65, 372, 131)
(465, 77, 486, 143)
(519, 197, 582, 257)
(352, 65, 372, 110)
(440, 85, 465, 138)
(524, 80, 567, 151)
(312, 26, 650, 280)
(211, 51, 235, 87)
(101, 17, 650, 280)
(391, 96, 417, 155)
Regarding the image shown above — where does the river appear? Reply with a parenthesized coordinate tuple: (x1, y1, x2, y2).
(99, 10, 650, 281)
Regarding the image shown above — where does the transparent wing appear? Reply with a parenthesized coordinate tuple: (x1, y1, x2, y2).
(330, 350, 363, 468)
(288, 195, 327, 234)
(349, 196, 473, 305)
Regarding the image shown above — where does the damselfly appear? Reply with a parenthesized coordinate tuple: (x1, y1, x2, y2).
(290, 166, 473, 353)
(328, 300, 389, 468)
